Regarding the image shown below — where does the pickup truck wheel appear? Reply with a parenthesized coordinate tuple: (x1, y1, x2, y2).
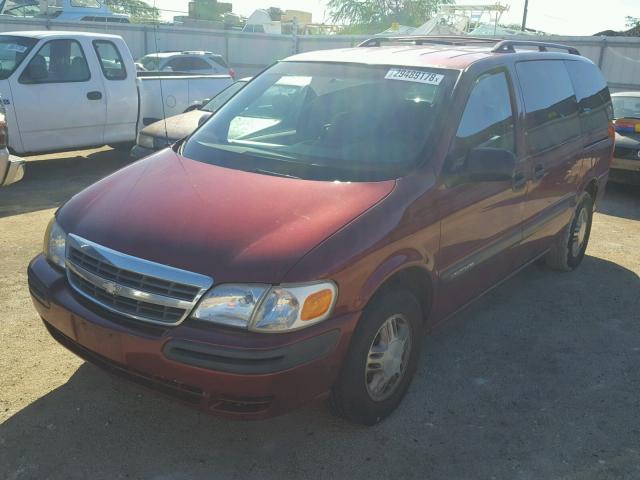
(330, 289, 422, 425)
(545, 191, 593, 271)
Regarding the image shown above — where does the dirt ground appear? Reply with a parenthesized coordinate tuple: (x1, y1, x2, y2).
(1, 148, 639, 480)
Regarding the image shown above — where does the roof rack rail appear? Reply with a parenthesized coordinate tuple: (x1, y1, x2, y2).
(491, 40, 580, 55)
(359, 35, 500, 48)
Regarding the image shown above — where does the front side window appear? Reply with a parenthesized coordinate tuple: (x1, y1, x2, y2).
(93, 40, 126, 80)
(516, 60, 580, 153)
(139, 55, 160, 71)
(182, 62, 454, 181)
(20, 39, 90, 84)
(0, 35, 38, 80)
(447, 71, 515, 173)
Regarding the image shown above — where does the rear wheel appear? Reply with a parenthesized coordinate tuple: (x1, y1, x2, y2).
(545, 191, 593, 271)
(330, 289, 422, 425)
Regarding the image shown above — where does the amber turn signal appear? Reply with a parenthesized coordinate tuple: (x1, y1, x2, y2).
(301, 289, 334, 321)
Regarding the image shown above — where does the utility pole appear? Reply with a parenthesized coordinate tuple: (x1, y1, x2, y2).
(521, 0, 529, 31)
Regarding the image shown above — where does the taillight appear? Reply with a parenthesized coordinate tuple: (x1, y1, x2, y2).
(228, 68, 236, 80)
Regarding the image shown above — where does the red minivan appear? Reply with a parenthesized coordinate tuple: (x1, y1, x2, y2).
(28, 38, 613, 425)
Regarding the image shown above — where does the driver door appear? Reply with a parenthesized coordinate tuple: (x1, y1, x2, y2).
(435, 68, 528, 319)
(9, 38, 106, 152)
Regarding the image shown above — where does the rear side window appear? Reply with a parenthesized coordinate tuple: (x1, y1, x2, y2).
(166, 57, 211, 72)
(19, 39, 90, 84)
(564, 60, 611, 137)
(516, 60, 580, 153)
(208, 55, 228, 68)
(448, 70, 515, 173)
(93, 40, 126, 80)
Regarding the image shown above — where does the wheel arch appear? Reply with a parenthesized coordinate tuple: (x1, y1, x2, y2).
(359, 259, 435, 325)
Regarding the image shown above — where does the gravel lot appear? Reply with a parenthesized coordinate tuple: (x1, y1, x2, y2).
(1, 148, 639, 480)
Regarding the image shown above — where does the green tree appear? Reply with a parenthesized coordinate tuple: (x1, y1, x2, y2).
(268, 7, 283, 21)
(104, 0, 160, 23)
(328, 0, 453, 33)
(626, 16, 639, 28)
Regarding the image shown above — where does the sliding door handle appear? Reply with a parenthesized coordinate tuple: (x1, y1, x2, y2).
(87, 91, 102, 100)
(512, 171, 527, 191)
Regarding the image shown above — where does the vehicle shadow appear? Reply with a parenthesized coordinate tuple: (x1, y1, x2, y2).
(598, 181, 640, 221)
(0, 148, 134, 218)
(1, 256, 639, 480)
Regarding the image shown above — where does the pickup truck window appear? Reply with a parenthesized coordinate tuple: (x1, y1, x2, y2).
(93, 40, 126, 80)
(0, 35, 38, 80)
(19, 39, 90, 84)
(447, 71, 515, 173)
(182, 61, 453, 182)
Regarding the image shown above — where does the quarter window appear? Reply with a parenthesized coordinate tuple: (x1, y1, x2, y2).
(448, 71, 515, 172)
(516, 60, 580, 153)
(19, 39, 90, 84)
(564, 60, 611, 137)
(93, 40, 126, 80)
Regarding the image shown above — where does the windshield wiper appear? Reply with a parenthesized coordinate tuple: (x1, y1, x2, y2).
(252, 168, 300, 179)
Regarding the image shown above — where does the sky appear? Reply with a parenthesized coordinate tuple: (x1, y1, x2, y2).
(151, 0, 634, 36)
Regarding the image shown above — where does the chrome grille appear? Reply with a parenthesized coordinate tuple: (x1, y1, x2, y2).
(65, 234, 213, 326)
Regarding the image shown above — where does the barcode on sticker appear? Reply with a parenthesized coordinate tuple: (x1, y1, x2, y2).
(385, 68, 444, 85)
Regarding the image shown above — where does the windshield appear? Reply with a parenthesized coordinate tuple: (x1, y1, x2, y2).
(0, 35, 37, 80)
(201, 80, 247, 113)
(139, 55, 160, 71)
(182, 61, 453, 181)
(612, 95, 640, 119)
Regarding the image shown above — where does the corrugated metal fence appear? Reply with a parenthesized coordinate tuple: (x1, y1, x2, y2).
(0, 16, 638, 90)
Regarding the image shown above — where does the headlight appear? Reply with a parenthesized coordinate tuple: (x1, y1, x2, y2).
(43, 218, 66, 269)
(191, 282, 337, 333)
(136, 132, 154, 149)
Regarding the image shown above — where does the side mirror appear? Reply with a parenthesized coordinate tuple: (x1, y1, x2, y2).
(463, 147, 516, 182)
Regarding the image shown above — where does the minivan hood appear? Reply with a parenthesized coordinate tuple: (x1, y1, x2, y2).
(58, 149, 395, 283)
(143, 110, 210, 141)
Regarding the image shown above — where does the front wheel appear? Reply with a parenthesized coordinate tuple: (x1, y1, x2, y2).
(545, 191, 593, 271)
(330, 289, 423, 425)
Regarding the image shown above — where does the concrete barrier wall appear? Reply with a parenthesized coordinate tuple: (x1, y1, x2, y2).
(0, 17, 638, 90)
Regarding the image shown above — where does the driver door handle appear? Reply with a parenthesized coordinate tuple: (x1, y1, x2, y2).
(87, 91, 102, 100)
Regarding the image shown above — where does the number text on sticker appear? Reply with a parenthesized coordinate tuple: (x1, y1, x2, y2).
(385, 68, 444, 85)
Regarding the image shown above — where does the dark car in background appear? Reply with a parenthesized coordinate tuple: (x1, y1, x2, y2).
(611, 91, 640, 184)
(29, 38, 612, 425)
(131, 79, 249, 158)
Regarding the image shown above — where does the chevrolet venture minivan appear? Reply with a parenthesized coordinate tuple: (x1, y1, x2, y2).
(28, 37, 613, 425)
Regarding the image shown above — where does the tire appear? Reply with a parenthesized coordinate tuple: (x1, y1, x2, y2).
(545, 191, 593, 271)
(330, 289, 423, 425)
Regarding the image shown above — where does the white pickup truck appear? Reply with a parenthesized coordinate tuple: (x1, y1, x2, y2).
(0, 31, 233, 154)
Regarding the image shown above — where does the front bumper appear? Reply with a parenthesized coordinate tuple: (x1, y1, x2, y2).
(1, 154, 25, 186)
(28, 254, 359, 419)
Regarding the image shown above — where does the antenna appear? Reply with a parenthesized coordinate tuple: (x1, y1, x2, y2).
(152, 0, 170, 146)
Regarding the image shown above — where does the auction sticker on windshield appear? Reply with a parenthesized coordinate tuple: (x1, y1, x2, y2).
(385, 68, 444, 85)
